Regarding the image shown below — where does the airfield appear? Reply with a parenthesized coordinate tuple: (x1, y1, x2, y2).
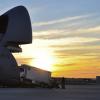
(0, 85, 99, 100)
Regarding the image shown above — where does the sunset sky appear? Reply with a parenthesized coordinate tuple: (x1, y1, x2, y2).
(1, 0, 100, 78)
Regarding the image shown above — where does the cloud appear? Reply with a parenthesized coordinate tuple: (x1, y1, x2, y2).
(34, 36, 100, 46)
(15, 58, 33, 66)
(74, 26, 100, 34)
(32, 15, 90, 26)
(32, 13, 100, 41)
(53, 46, 100, 59)
(34, 33, 67, 39)
(53, 63, 77, 67)
(49, 44, 100, 49)
(33, 24, 100, 40)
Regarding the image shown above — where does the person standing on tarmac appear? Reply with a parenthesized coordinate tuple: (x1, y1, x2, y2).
(61, 77, 66, 89)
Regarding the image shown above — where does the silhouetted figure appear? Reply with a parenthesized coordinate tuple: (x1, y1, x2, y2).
(61, 77, 66, 89)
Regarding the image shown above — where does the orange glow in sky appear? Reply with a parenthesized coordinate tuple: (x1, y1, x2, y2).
(14, 37, 100, 78)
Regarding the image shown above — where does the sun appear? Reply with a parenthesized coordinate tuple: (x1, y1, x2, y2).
(29, 49, 54, 71)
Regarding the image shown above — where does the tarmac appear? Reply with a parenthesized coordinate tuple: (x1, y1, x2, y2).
(0, 85, 99, 100)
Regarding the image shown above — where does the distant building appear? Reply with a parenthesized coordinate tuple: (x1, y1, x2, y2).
(19, 64, 51, 84)
(96, 76, 100, 84)
(52, 77, 96, 85)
